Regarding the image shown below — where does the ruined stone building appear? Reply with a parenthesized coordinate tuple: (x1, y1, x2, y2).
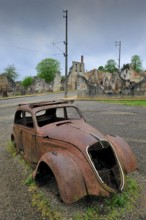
(1, 56, 146, 97)
(67, 55, 85, 90)
(0, 75, 13, 96)
(0, 71, 62, 96)
(52, 72, 62, 92)
(120, 68, 144, 83)
(30, 77, 50, 93)
(29, 72, 61, 93)
(0, 75, 10, 91)
(67, 56, 146, 97)
(120, 68, 146, 95)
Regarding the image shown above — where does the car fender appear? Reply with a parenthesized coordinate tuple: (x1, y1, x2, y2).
(33, 152, 87, 204)
(106, 135, 137, 174)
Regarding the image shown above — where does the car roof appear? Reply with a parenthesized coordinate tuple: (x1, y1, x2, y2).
(17, 100, 75, 112)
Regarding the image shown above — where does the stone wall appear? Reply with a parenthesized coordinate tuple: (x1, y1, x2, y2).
(67, 56, 85, 90)
(52, 72, 61, 92)
(77, 70, 146, 98)
(0, 75, 13, 97)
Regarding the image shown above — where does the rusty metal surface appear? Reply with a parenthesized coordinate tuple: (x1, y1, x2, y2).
(33, 152, 87, 204)
(11, 100, 138, 203)
(106, 134, 138, 173)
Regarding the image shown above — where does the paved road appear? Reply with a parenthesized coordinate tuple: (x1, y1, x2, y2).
(0, 94, 146, 219)
(0, 93, 68, 220)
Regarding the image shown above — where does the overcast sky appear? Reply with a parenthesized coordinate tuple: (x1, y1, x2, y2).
(0, 0, 146, 80)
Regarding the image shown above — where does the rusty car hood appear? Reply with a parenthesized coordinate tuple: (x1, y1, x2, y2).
(39, 120, 105, 148)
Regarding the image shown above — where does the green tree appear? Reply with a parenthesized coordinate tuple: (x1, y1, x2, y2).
(130, 55, 143, 72)
(98, 66, 105, 71)
(36, 58, 60, 83)
(2, 65, 18, 82)
(104, 59, 117, 73)
(21, 76, 33, 89)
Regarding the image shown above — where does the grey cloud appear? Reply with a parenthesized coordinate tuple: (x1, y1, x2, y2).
(0, 0, 146, 78)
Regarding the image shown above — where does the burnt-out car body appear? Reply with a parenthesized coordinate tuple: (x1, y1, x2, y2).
(11, 100, 137, 204)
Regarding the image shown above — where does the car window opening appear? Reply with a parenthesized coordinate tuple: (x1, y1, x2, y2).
(36, 107, 81, 127)
(14, 111, 23, 125)
(14, 111, 34, 128)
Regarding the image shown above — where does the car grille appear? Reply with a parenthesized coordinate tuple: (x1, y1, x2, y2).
(87, 140, 124, 192)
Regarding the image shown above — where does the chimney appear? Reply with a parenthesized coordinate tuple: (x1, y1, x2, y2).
(81, 55, 84, 64)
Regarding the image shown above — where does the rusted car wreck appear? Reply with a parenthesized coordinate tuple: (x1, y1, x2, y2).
(11, 100, 137, 204)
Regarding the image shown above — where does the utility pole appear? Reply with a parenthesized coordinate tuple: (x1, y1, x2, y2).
(115, 41, 121, 73)
(63, 10, 68, 97)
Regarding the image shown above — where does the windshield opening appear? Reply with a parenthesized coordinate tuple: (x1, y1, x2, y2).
(36, 106, 81, 127)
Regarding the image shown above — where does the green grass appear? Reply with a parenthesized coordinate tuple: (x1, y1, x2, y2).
(74, 176, 139, 220)
(99, 100, 146, 107)
(6, 141, 17, 156)
(25, 176, 61, 220)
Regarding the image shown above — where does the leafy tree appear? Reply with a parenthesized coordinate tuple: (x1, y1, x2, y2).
(21, 76, 33, 89)
(104, 59, 117, 73)
(36, 58, 60, 83)
(98, 66, 105, 71)
(130, 55, 143, 72)
(2, 65, 18, 82)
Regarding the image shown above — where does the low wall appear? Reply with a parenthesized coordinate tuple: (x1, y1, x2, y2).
(77, 89, 146, 98)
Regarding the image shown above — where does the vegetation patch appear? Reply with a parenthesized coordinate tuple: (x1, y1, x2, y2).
(24, 175, 61, 220)
(74, 176, 139, 220)
(6, 141, 17, 156)
(99, 100, 146, 107)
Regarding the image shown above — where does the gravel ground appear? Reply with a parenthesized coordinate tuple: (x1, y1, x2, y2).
(0, 100, 146, 220)
(0, 120, 47, 220)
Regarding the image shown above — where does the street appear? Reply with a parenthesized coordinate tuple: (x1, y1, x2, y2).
(0, 93, 146, 219)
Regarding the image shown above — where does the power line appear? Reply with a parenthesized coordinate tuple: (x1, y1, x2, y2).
(52, 42, 64, 54)
(0, 43, 62, 56)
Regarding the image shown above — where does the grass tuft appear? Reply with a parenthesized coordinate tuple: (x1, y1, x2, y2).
(23, 174, 34, 186)
(27, 181, 61, 220)
(6, 141, 17, 156)
(99, 100, 146, 107)
(74, 176, 140, 220)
